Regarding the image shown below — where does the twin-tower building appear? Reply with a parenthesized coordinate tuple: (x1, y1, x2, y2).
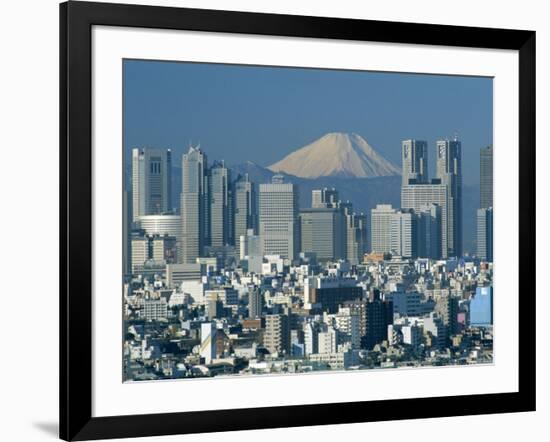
(371, 138, 463, 260)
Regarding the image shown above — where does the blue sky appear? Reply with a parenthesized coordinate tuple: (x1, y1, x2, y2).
(123, 59, 492, 186)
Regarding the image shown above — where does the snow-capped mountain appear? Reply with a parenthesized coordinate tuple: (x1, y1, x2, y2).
(268, 132, 400, 178)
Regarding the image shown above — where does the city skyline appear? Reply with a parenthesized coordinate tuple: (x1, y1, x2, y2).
(123, 60, 493, 383)
(124, 59, 492, 187)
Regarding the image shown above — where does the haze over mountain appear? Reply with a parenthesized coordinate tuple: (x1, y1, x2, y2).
(268, 132, 400, 179)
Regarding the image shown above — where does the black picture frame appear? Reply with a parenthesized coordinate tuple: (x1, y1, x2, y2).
(60, 1, 536, 440)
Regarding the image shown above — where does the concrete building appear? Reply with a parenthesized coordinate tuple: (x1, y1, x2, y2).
(234, 174, 256, 255)
(263, 314, 291, 356)
(209, 161, 231, 247)
(300, 207, 345, 261)
(371, 204, 397, 254)
(312, 187, 339, 208)
(470, 286, 493, 327)
(165, 263, 202, 289)
(143, 299, 168, 321)
(180, 147, 207, 263)
(480, 145, 493, 209)
(417, 204, 442, 259)
(402, 139, 428, 185)
(390, 209, 417, 258)
(132, 147, 172, 222)
(137, 214, 181, 238)
(258, 175, 299, 261)
(401, 183, 449, 258)
(248, 288, 263, 318)
(200, 322, 218, 364)
(477, 207, 493, 262)
(435, 138, 463, 257)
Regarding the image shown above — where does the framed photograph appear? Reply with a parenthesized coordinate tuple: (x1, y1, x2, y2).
(60, 1, 536, 440)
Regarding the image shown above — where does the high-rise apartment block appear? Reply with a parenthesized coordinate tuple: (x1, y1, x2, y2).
(263, 314, 291, 356)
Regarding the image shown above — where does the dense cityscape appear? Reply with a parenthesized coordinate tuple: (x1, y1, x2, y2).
(123, 136, 493, 381)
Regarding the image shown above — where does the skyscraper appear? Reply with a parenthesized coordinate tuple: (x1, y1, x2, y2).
(258, 175, 299, 260)
(131, 147, 172, 222)
(402, 139, 428, 186)
(390, 209, 417, 258)
(401, 183, 449, 258)
(299, 207, 345, 261)
(312, 187, 339, 208)
(480, 145, 493, 209)
(180, 146, 207, 263)
(209, 161, 231, 247)
(436, 138, 462, 257)
(343, 209, 368, 265)
(234, 174, 256, 254)
(477, 207, 493, 261)
(370, 204, 396, 254)
(417, 204, 442, 259)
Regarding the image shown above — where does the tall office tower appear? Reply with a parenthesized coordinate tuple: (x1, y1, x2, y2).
(123, 190, 131, 275)
(234, 174, 256, 254)
(433, 293, 459, 340)
(417, 204, 442, 259)
(436, 138, 463, 257)
(209, 161, 231, 247)
(312, 188, 339, 208)
(477, 207, 493, 262)
(370, 204, 397, 254)
(401, 183, 449, 258)
(263, 314, 291, 356)
(132, 148, 172, 222)
(299, 207, 345, 261)
(480, 145, 493, 209)
(390, 209, 417, 258)
(200, 322, 218, 364)
(180, 147, 207, 263)
(402, 139, 428, 186)
(344, 210, 368, 265)
(258, 175, 299, 260)
(248, 287, 263, 319)
(364, 292, 394, 349)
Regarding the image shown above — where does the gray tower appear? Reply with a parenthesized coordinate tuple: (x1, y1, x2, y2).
(234, 174, 256, 254)
(480, 145, 493, 209)
(180, 146, 207, 263)
(436, 138, 462, 257)
(402, 139, 428, 186)
(477, 207, 493, 262)
(209, 161, 231, 247)
(258, 175, 299, 260)
(132, 147, 172, 222)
